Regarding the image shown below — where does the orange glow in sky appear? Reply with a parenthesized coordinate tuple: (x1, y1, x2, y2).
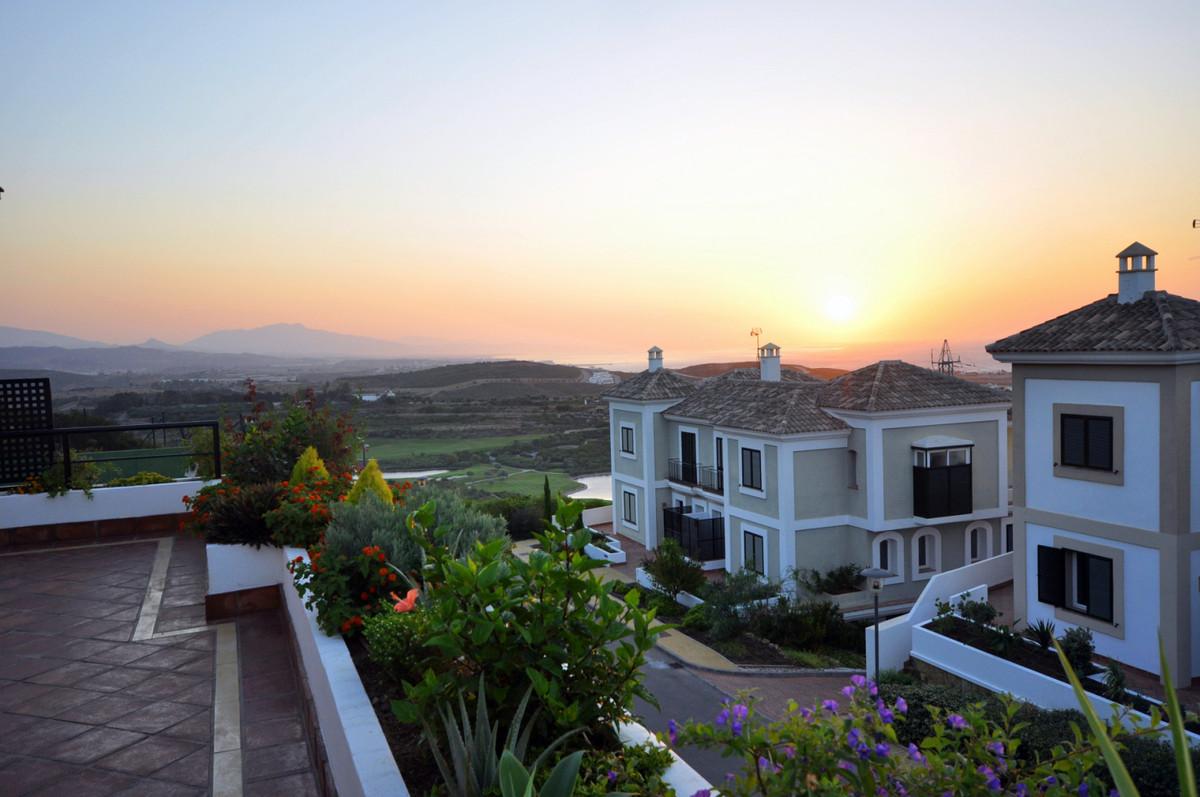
(2, 2, 1198, 369)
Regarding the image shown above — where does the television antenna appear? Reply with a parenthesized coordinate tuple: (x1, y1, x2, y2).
(931, 339, 972, 376)
(750, 327, 762, 357)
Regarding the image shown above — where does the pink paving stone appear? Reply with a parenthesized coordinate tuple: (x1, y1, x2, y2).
(0, 755, 77, 796)
(47, 726, 148, 764)
(107, 700, 205, 734)
(94, 735, 201, 776)
(23, 766, 142, 797)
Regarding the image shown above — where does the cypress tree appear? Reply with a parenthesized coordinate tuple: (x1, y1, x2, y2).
(543, 474, 553, 522)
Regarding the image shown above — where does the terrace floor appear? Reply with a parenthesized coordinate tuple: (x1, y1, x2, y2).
(0, 535, 323, 797)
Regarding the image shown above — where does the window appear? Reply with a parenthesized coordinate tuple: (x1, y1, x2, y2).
(1060, 414, 1113, 471)
(1037, 545, 1114, 624)
(741, 447, 763, 491)
(847, 449, 858, 489)
(743, 530, 765, 576)
(1003, 521, 1014, 554)
(965, 523, 992, 563)
(912, 445, 973, 518)
(716, 437, 724, 474)
(619, 424, 636, 456)
(872, 533, 904, 583)
(912, 528, 940, 579)
(622, 491, 637, 527)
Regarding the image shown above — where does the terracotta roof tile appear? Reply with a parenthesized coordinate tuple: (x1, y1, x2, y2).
(818, 360, 1007, 412)
(666, 382, 847, 435)
(603, 369, 697, 401)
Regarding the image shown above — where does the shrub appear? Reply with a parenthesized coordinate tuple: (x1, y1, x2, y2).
(323, 493, 422, 577)
(956, 596, 999, 626)
(263, 471, 352, 548)
(642, 538, 705, 601)
(402, 483, 508, 543)
(1059, 626, 1095, 673)
(797, 563, 861, 595)
(698, 569, 778, 641)
(185, 483, 280, 547)
(681, 604, 711, 632)
(347, 459, 391, 506)
(1024, 618, 1056, 650)
(362, 610, 429, 686)
(1103, 661, 1127, 701)
(748, 597, 862, 653)
(15, 460, 109, 498)
(393, 500, 662, 743)
(561, 741, 673, 797)
(289, 446, 329, 486)
(288, 543, 401, 635)
(106, 471, 174, 487)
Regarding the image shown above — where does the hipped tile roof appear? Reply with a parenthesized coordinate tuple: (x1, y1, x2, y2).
(986, 292, 1200, 354)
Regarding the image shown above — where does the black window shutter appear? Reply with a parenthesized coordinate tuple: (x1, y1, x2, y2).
(1086, 554, 1114, 622)
(1061, 416, 1086, 467)
(1036, 546, 1066, 607)
(1086, 418, 1113, 471)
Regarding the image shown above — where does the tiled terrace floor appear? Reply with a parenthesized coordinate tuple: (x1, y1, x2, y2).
(0, 536, 321, 797)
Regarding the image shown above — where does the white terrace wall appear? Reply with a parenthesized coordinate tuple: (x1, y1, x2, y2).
(0, 480, 208, 529)
(867, 552, 1014, 678)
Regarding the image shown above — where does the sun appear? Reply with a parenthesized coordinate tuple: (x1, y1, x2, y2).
(823, 294, 857, 323)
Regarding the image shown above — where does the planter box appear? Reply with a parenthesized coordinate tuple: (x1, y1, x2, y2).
(618, 721, 713, 796)
(584, 542, 627, 564)
(0, 480, 207, 530)
(912, 623, 1200, 747)
(634, 567, 704, 607)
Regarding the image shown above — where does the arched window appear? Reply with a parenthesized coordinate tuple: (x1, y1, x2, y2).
(872, 533, 905, 585)
(965, 522, 993, 564)
(911, 527, 941, 581)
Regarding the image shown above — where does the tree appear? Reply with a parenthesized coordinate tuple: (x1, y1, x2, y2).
(543, 474, 553, 523)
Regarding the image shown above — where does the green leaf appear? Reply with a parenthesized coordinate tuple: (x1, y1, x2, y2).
(1053, 639, 1140, 796)
(470, 620, 496, 646)
(498, 749, 530, 797)
(476, 559, 504, 589)
(1158, 633, 1198, 797)
(524, 667, 549, 695)
(390, 698, 418, 724)
(539, 750, 583, 797)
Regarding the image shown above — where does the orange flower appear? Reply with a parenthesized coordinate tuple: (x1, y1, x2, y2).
(378, 567, 388, 577)
(390, 589, 420, 613)
(388, 573, 397, 583)
(360, 592, 369, 601)
(376, 552, 386, 562)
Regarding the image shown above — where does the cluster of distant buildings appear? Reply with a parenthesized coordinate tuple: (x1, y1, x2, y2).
(606, 242, 1200, 684)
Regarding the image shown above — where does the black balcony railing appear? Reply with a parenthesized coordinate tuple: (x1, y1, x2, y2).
(0, 421, 222, 488)
(662, 504, 725, 562)
(668, 459, 724, 493)
(913, 464, 972, 519)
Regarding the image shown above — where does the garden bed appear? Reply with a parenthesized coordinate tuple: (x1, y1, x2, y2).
(925, 616, 1199, 733)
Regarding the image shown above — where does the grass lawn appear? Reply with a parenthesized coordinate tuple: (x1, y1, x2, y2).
(435, 464, 583, 498)
(367, 434, 547, 463)
(75, 446, 192, 478)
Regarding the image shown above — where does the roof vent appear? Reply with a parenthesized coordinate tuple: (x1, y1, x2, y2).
(758, 342, 781, 382)
(647, 346, 663, 372)
(1116, 242, 1157, 304)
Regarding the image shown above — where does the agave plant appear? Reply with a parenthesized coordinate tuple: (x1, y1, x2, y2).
(1024, 618, 1056, 650)
(421, 675, 581, 797)
(498, 749, 585, 797)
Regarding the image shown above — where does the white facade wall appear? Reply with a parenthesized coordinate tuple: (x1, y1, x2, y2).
(1025, 523, 1160, 674)
(1025, 379, 1160, 531)
(1191, 381, 1200, 533)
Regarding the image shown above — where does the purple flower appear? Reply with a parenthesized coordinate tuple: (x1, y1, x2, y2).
(690, 791, 711, 797)
(668, 718, 677, 746)
(851, 674, 867, 688)
(907, 743, 925, 764)
(1016, 785, 1029, 797)
(783, 744, 796, 759)
(1078, 785, 1088, 797)
(757, 755, 771, 771)
(607, 770, 618, 785)
(878, 706, 895, 724)
(978, 765, 1001, 792)
(947, 713, 968, 730)
(987, 741, 1005, 758)
(716, 708, 730, 727)
(799, 706, 813, 720)
(875, 743, 890, 757)
(731, 719, 742, 737)
(841, 685, 856, 698)
(822, 699, 839, 713)
(837, 760, 856, 772)
(847, 728, 861, 748)
(732, 703, 749, 722)
(895, 697, 908, 714)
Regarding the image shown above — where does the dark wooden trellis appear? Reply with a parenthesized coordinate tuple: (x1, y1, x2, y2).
(0, 378, 55, 486)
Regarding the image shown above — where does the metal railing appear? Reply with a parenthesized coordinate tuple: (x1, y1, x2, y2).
(668, 459, 724, 494)
(662, 504, 725, 562)
(0, 421, 221, 488)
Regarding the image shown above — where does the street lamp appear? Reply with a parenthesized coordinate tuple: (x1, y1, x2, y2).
(859, 566, 894, 680)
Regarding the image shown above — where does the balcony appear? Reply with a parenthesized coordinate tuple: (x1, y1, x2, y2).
(913, 463, 972, 519)
(667, 459, 724, 494)
(662, 504, 725, 562)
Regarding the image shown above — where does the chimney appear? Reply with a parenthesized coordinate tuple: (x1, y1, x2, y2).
(647, 346, 663, 372)
(1116, 242, 1157, 304)
(758, 342, 781, 381)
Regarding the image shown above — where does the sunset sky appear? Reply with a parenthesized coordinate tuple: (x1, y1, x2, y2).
(2, 2, 1198, 369)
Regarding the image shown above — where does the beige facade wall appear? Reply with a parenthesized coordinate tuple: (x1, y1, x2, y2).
(882, 420, 1000, 521)
(612, 408, 642, 479)
(728, 437, 780, 519)
(793, 448, 850, 520)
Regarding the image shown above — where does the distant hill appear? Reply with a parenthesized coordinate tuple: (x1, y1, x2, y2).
(676, 361, 846, 380)
(0, 346, 285, 375)
(0, 326, 110, 349)
(347, 360, 584, 389)
(184, 323, 411, 358)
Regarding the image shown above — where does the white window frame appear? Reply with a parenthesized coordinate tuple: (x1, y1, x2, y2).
(738, 442, 766, 498)
(872, 532, 905, 585)
(911, 527, 941, 582)
(913, 446, 972, 468)
(965, 521, 993, 564)
(742, 525, 768, 578)
(619, 423, 637, 459)
(622, 489, 638, 529)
